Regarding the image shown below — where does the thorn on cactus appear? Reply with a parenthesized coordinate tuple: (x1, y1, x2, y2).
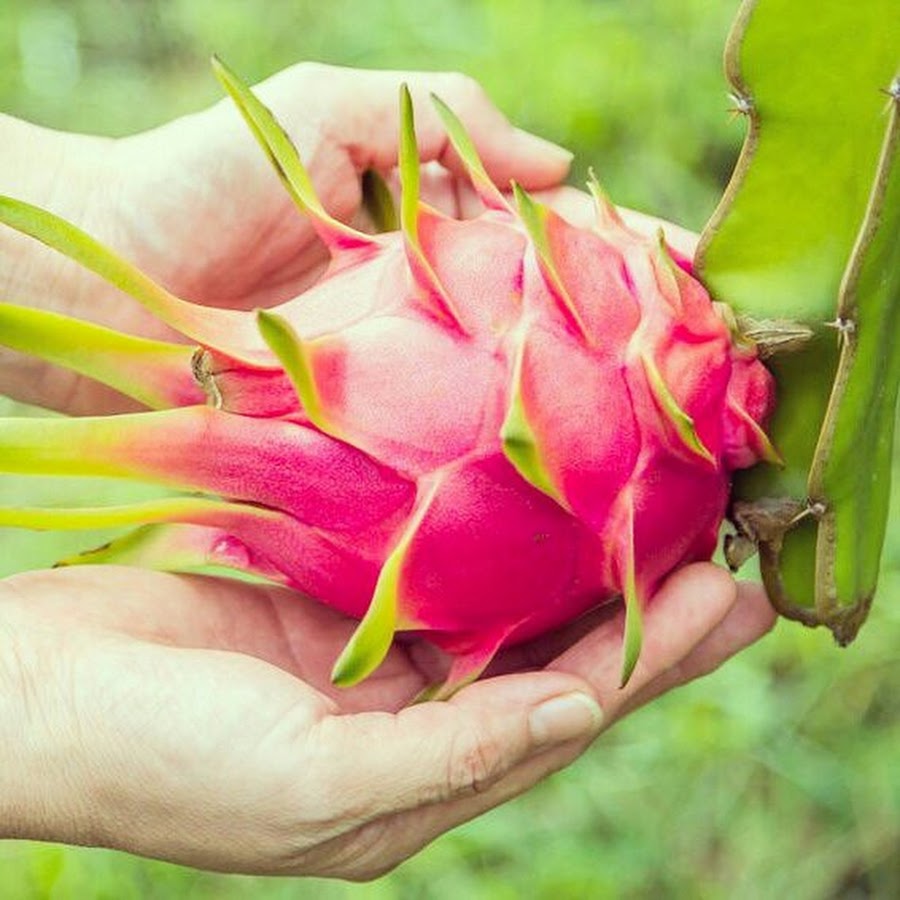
(727, 91, 753, 119)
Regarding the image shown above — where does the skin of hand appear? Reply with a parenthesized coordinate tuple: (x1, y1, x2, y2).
(0, 62, 776, 877)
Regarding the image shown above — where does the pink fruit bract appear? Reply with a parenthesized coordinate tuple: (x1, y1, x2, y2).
(0, 60, 776, 695)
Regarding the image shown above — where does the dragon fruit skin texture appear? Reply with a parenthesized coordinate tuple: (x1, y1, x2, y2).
(0, 60, 776, 693)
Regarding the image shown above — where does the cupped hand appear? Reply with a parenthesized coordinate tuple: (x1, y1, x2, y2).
(0, 563, 772, 879)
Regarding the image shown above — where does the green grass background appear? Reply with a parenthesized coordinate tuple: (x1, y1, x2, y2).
(2, 1, 900, 897)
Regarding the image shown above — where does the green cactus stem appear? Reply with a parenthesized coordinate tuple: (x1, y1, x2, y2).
(699, 0, 900, 643)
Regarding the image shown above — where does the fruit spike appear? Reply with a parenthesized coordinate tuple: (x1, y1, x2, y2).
(0, 407, 415, 530)
(56, 521, 291, 586)
(0, 302, 202, 409)
(499, 331, 565, 505)
(361, 169, 399, 233)
(398, 84, 466, 331)
(641, 354, 716, 466)
(512, 182, 591, 341)
(211, 55, 376, 255)
(0, 196, 269, 365)
(256, 309, 335, 436)
(617, 498, 643, 687)
(331, 479, 440, 686)
(0, 57, 778, 696)
(430, 92, 510, 212)
(0, 496, 268, 532)
(587, 170, 625, 230)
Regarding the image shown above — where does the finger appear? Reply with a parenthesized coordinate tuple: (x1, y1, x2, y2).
(548, 563, 740, 720)
(325, 586, 768, 881)
(298, 733, 588, 880)
(292, 671, 601, 840)
(616, 580, 775, 719)
(264, 64, 572, 190)
(531, 184, 700, 258)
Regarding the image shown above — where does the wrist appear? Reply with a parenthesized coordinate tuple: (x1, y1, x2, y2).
(0, 577, 97, 846)
(0, 578, 47, 840)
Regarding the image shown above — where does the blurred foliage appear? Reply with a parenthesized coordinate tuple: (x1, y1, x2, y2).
(0, 0, 742, 230)
(1, 1, 899, 898)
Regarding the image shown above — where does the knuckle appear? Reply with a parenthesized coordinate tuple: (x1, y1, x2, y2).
(445, 726, 506, 799)
(289, 60, 331, 83)
(440, 71, 489, 109)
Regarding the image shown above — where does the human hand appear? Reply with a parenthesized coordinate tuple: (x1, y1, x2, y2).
(0, 64, 571, 413)
(0, 562, 772, 879)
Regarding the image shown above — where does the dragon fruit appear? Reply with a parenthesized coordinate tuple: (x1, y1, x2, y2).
(0, 58, 776, 694)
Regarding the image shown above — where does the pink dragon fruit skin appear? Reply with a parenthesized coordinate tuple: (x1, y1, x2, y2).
(0, 59, 776, 694)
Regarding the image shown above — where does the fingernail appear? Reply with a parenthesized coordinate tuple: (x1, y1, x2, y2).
(513, 128, 574, 168)
(529, 692, 603, 747)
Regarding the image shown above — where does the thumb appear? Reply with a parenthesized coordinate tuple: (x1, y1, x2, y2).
(309, 672, 603, 824)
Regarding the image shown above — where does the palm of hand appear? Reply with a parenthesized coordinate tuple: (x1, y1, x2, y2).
(2, 565, 604, 877)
